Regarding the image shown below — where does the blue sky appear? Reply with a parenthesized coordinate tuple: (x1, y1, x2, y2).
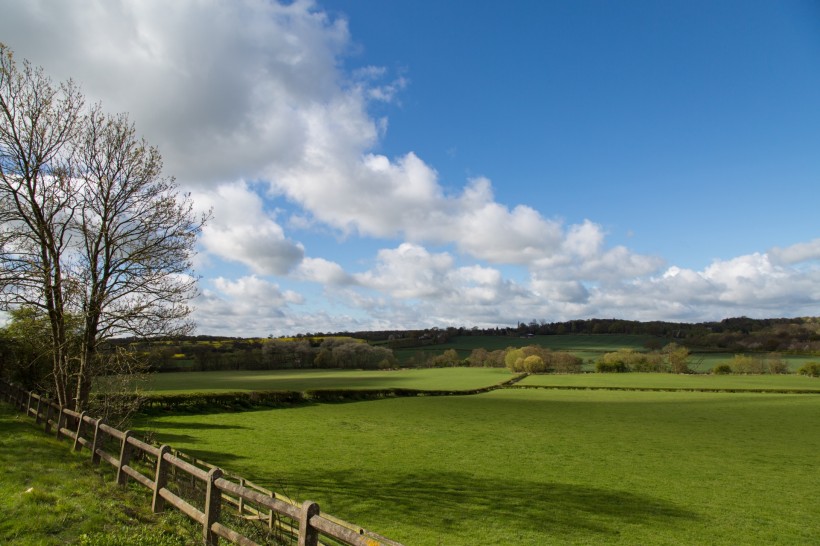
(1, 0, 819, 336)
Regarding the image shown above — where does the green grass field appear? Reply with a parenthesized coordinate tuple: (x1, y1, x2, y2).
(0, 404, 196, 545)
(135, 383, 820, 545)
(139, 367, 513, 394)
(519, 372, 820, 391)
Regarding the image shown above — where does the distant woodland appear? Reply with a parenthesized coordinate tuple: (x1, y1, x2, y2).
(348, 316, 820, 352)
(86, 316, 819, 373)
(4, 316, 818, 386)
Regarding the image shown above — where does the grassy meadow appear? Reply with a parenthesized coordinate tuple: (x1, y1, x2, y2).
(0, 404, 197, 545)
(134, 374, 820, 545)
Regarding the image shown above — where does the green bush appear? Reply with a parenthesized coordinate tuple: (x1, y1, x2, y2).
(730, 354, 765, 374)
(523, 355, 547, 373)
(766, 353, 790, 374)
(595, 360, 629, 373)
(797, 362, 820, 377)
(712, 364, 733, 375)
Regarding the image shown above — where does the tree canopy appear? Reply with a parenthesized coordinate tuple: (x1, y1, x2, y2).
(0, 44, 208, 410)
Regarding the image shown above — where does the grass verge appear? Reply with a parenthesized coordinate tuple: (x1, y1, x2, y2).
(0, 403, 199, 545)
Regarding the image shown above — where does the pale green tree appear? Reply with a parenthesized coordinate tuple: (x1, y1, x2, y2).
(663, 343, 691, 374)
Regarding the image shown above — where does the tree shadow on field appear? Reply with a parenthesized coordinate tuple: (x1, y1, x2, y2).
(140, 421, 249, 431)
(283, 469, 698, 543)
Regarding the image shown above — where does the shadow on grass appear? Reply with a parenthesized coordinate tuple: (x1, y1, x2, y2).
(137, 420, 249, 431)
(283, 469, 698, 542)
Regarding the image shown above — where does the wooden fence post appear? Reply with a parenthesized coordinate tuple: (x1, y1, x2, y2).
(152, 445, 171, 513)
(73, 412, 87, 452)
(117, 431, 134, 486)
(298, 501, 320, 546)
(44, 400, 53, 435)
(268, 490, 275, 530)
(238, 477, 245, 516)
(203, 467, 223, 546)
(90, 418, 103, 465)
(34, 395, 42, 425)
(26, 391, 33, 416)
(55, 407, 66, 440)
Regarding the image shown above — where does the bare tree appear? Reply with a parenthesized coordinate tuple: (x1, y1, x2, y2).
(0, 44, 84, 408)
(0, 44, 208, 411)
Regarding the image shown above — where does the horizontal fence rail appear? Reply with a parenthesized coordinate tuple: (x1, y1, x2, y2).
(0, 379, 402, 546)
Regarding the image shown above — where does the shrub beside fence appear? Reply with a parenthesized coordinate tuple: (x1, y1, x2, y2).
(0, 378, 402, 546)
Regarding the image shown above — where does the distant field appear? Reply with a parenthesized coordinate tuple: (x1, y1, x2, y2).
(518, 372, 820, 391)
(139, 366, 820, 395)
(395, 334, 658, 364)
(137, 387, 820, 545)
(431, 333, 655, 353)
(141, 367, 513, 394)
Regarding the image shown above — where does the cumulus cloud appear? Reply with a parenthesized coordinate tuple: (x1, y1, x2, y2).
(353, 243, 531, 318)
(527, 220, 664, 307)
(197, 183, 304, 275)
(769, 238, 820, 265)
(4, 1, 817, 334)
(0, 0, 352, 186)
(194, 275, 305, 335)
(1, 0, 663, 277)
(296, 257, 356, 285)
(582, 251, 820, 321)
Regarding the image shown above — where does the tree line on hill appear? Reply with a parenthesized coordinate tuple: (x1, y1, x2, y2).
(324, 316, 820, 354)
(96, 316, 820, 356)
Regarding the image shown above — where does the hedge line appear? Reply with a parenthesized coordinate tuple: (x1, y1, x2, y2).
(128, 387, 477, 412)
(509, 385, 820, 394)
(114, 374, 530, 413)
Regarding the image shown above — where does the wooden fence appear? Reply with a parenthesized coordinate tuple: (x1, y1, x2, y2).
(0, 379, 403, 546)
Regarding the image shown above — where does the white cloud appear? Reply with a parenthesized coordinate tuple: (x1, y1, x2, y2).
(447, 179, 564, 264)
(1, 0, 665, 277)
(355, 244, 456, 299)
(529, 220, 664, 302)
(351, 244, 532, 323)
(197, 183, 304, 275)
(579, 251, 820, 321)
(3, 1, 817, 334)
(1, 0, 353, 186)
(296, 257, 356, 285)
(769, 238, 820, 265)
(193, 275, 304, 335)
